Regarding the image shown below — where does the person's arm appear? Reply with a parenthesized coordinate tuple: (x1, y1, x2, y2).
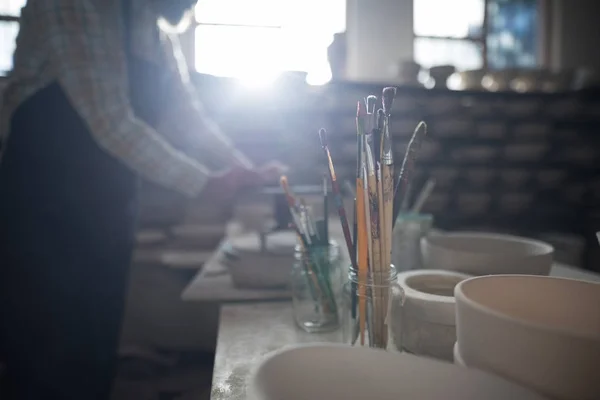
(156, 31, 254, 169)
(38, 0, 210, 197)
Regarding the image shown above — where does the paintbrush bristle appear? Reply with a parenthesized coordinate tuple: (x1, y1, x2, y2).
(382, 87, 397, 114)
(318, 128, 328, 148)
(366, 95, 377, 114)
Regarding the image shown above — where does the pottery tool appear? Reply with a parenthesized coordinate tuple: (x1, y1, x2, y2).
(351, 101, 368, 344)
(361, 143, 375, 348)
(392, 121, 427, 228)
(280, 176, 306, 241)
(365, 95, 377, 132)
(411, 178, 436, 214)
(355, 152, 369, 346)
(322, 174, 329, 245)
(365, 133, 384, 346)
(349, 105, 361, 334)
(319, 128, 357, 272)
(380, 88, 396, 346)
(353, 102, 366, 253)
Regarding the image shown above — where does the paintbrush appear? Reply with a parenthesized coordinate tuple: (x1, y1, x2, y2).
(354, 101, 366, 254)
(319, 128, 357, 272)
(362, 149, 375, 347)
(355, 141, 369, 346)
(323, 174, 329, 245)
(350, 101, 368, 332)
(411, 178, 436, 214)
(280, 176, 306, 242)
(365, 95, 377, 132)
(380, 87, 396, 347)
(365, 133, 384, 346)
(392, 121, 427, 229)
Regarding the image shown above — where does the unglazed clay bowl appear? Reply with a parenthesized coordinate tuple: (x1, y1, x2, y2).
(421, 232, 553, 276)
(455, 275, 600, 400)
(453, 342, 466, 367)
(250, 344, 547, 400)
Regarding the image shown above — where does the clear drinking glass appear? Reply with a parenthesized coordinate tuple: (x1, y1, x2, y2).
(291, 241, 342, 333)
(341, 265, 404, 350)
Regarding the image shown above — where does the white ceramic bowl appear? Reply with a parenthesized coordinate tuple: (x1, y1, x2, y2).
(250, 344, 546, 400)
(455, 275, 600, 400)
(453, 342, 466, 367)
(393, 270, 472, 361)
(421, 232, 553, 276)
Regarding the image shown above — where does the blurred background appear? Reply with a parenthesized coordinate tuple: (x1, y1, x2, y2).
(1, 2, 599, 397)
(1, 0, 598, 271)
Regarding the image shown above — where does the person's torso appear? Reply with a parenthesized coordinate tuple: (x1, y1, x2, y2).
(0, 0, 168, 147)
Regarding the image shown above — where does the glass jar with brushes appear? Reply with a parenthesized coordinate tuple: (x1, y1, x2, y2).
(392, 213, 433, 273)
(341, 264, 404, 350)
(291, 240, 343, 333)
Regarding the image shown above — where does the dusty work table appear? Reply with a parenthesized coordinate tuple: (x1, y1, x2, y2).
(208, 264, 600, 400)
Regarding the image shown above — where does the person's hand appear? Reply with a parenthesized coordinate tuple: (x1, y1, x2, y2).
(256, 160, 289, 183)
(200, 166, 265, 203)
(199, 161, 288, 204)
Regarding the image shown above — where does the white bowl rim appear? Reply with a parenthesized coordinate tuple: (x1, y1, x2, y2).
(248, 343, 546, 399)
(455, 274, 600, 342)
(425, 232, 554, 256)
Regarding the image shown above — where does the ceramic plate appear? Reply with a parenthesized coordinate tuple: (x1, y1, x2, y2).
(250, 344, 547, 400)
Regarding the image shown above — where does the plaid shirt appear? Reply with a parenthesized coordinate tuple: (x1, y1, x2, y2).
(0, 0, 252, 197)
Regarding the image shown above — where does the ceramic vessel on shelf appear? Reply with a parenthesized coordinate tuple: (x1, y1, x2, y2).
(421, 232, 554, 276)
(447, 69, 485, 91)
(541, 69, 575, 92)
(509, 69, 539, 93)
(395, 60, 422, 86)
(455, 275, 600, 400)
(428, 65, 456, 89)
(250, 344, 547, 400)
(481, 70, 514, 92)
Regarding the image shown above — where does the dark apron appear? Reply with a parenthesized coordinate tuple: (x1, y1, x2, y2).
(0, 1, 172, 398)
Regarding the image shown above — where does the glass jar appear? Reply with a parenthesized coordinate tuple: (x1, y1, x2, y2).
(291, 241, 342, 333)
(341, 265, 404, 350)
(392, 213, 433, 272)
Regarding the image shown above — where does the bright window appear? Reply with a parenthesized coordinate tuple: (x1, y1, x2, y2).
(194, 0, 346, 85)
(414, 0, 538, 70)
(0, 0, 25, 75)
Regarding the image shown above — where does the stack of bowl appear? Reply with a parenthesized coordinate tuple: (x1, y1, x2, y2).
(419, 231, 599, 399)
(454, 275, 600, 400)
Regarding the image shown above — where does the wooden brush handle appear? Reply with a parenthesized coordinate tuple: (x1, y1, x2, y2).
(356, 177, 369, 346)
(367, 173, 384, 347)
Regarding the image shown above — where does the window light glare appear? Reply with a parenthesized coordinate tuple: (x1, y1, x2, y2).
(306, 65, 332, 86)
